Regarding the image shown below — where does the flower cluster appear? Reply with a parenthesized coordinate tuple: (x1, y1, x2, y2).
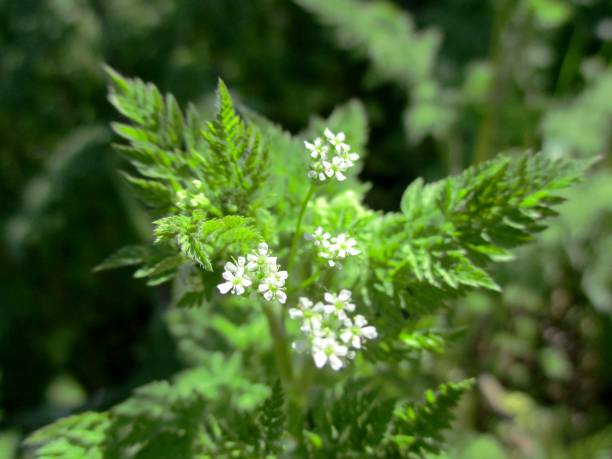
(176, 179, 211, 210)
(306, 227, 360, 267)
(217, 243, 288, 304)
(305, 128, 359, 182)
(288, 290, 377, 370)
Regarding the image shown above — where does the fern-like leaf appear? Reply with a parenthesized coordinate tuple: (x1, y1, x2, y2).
(386, 379, 474, 458)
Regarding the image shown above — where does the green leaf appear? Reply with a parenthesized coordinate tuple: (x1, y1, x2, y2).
(258, 380, 286, 454)
(93, 245, 149, 272)
(25, 412, 111, 459)
(388, 379, 475, 457)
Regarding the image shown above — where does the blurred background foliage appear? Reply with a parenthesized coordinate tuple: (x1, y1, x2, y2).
(0, 0, 610, 457)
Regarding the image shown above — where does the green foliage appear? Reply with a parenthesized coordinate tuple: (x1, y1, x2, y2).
(154, 214, 262, 271)
(258, 380, 286, 455)
(294, 0, 455, 143)
(388, 379, 474, 458)
(542, 66, 612, 158)
(24, 412, 111, 459)
(108, 67, 270, 215)
(100, 69, 274, 284)
(23, 51, 593, 459)
(295, 0, 440, 89)
(362, 152, 592, 345)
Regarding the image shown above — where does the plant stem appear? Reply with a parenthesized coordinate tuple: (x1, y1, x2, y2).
(555, 18, 585, 96)
(262, 302, 293, 386)
(262, 302, 305, 442)
(298, 268, 322, 291)
(473, 0, 514, 165)
(287, 184, 316, 277)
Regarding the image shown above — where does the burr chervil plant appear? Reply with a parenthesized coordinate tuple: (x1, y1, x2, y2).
(25, 68, 591, 458)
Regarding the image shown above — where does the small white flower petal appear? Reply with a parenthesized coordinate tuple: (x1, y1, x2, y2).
(362, 326, 378, 339)
(335, 344, 349, 356)
(354, 315, 367, 327)
(313, 351, 327, 368)
(340, 330, 352, 343)
(329, 355, 344, 371)
(217, 282, 233, 294)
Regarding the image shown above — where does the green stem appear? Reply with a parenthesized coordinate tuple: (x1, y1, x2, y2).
(555, 18, 585, 96)
(473, 0, 514, 165)
(262, 303, 293, 386)
(287, 184, 316, 276)
(297, 268, 322, 291)
(262, 302, 307, 441)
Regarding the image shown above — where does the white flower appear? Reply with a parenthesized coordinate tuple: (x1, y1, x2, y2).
(217, 260, 252, 295)
(217, 244, 287, 300)
(306, 227, 331, 247)
(247, 242, 277, 272)
(323, 290, 356, 320)
(340, 314, 378, 349)
(305, 128, 358, 183)
(324, 128, 347, 151)
(311, 336, 349, 370)
(287, 289, 376, 371)
(329, 234, 360, 258)
(336, 148, 359, 169)
(329, 156, 347, 181)
(304, 137, 329, 159)
(319, 250, 336, 267)
(308, 159, 334, 181)
(288, 297, 313, 319)
(306, 227, 360, 267)
(258, 270, 288, 304)
(289, 297, 324, 332)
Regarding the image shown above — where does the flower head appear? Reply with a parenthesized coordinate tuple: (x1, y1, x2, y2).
(217, 259, 252, 295)
(304, 137, 329, 160)
(329, 234, 360, 258)
(305, 128, 358, 182)
(324, 128, 346, 150)
(323, 289, 356, 320)
(258, 269, 288, 304)
(312, 336, 349, 370)
(306, 227, 360, 268)
(247, 242, 277, 272)
(217, 243, 288, 304)
(289, 297, 324, 332)
(340, 315, 378, 349)
(288, 290, 377, 371)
